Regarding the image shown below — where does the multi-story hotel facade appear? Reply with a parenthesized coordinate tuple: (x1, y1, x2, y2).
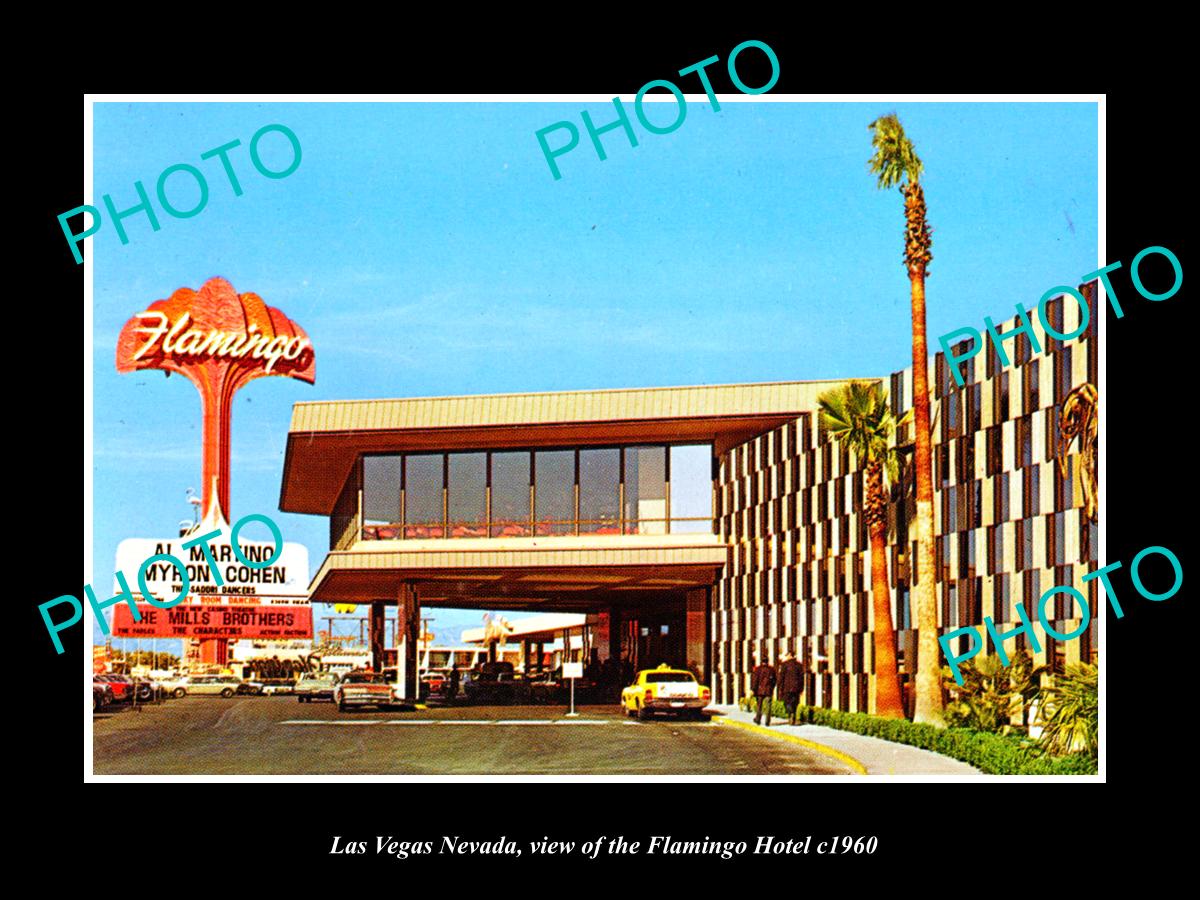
(279, 285, 1098, 711)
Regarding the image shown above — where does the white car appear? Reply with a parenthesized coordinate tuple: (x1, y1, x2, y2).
(295, 672, 340, 702)
(158, 675, 189, 697)
(172, 675, 243, 698)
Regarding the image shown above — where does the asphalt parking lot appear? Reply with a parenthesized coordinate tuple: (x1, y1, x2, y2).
(92, 696, 857, 775)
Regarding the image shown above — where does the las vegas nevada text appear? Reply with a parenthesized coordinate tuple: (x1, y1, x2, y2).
(71, 79, 1148, 781)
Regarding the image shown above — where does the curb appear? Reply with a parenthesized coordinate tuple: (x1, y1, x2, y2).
(714, 717, 868, 775)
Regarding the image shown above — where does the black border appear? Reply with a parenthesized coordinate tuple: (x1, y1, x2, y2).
(18, 28, 1187, 881)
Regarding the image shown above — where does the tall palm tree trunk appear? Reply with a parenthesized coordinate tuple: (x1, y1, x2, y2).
(905, 182, 945, 726)
(866, 460, 904, 718)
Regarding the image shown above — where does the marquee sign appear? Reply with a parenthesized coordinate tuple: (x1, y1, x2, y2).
(114, 533, 310, 605)
(112, 604, 313, 640)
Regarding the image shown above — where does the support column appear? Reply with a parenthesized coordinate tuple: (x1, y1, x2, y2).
(685, 587, 710, 683)
(607, 606, 621, 664)
(397, 582, 419, 701)
(370, 601, 386, 673)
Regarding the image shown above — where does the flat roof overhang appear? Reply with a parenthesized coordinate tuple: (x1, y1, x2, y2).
(305, 536, 730, 613)
(280, 379, 868, 515)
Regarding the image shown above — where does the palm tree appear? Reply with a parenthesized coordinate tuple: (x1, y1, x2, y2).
(868, 113, 945, 726)
(818, 380, 907, 719)
(1036, 662, 1098, 757)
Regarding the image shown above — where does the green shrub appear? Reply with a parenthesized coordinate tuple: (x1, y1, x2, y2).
(736, 696, 1096, 775)
(1036, 663, 1098, 758)
(941, 650, 1044, 735)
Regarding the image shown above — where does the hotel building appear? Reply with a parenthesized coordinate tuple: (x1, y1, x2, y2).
(278, 285, 1098, 710)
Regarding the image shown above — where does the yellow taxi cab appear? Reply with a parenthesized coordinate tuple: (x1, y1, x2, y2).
(620, 664, 711, 720)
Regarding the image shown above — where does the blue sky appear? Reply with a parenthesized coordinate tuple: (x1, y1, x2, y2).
(90, 99, 1098, 652)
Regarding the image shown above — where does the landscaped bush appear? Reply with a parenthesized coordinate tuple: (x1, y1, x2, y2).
(737, 697, 1097, 775)
(1036, 663, 1098, 758)
(942, 650, 1044, 735)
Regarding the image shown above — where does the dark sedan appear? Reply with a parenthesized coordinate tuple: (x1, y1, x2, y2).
(462, 662, 531, 705)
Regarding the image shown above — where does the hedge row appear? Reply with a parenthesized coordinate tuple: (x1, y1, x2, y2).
(737, 698, 1097, 775)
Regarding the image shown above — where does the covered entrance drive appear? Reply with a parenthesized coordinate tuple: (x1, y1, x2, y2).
(278, 382, 839, 703)
(305, 540, 724, 700)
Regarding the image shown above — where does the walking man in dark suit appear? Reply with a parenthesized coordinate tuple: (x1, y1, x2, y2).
(777, 651, 804, 726)
(751, 655, 777, 726)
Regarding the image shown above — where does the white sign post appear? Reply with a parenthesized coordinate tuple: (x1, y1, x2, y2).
(562, 661, 583, 717)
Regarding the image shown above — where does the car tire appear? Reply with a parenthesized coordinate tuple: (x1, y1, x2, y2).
(337, 697, 346, 712)
(637, 702, 650, 721)
(298, 695, 306, 703)
(220, 687, 234, 698)
(93, 694, 98, 712)
(173, 688, 186, 699)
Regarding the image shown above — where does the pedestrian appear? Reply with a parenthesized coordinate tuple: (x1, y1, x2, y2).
(751, 654, 777, 726)
(776, 651, 804, 726)
(448, 664, 460, 702)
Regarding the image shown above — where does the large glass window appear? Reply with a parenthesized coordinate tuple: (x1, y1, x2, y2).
(490, 451, 531, 537)
(579, 448, 620, 533)
(1024, 359, 1040, 412)
(996, 372, 1010, 421)
(997, 573, 1012, 623)
(624, 446, 666, 534)
(360, 442, 713, 540)
(404, 454, 444, 538)
(448, 452, 487, 537)
(997, 472, 1010, 523)
(535, 450, 575, 535)
(363, 456, 401, 526)
(670, 444, 712, 533)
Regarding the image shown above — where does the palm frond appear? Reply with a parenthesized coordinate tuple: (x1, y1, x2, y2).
(868, 113, 924, 190)
(817, 380, 905, 484)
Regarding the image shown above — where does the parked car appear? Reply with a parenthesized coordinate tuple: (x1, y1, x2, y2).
(92, 677, 116, 706)
(422, 668, 462, 702)
(97, 674, 134, 702)
(237, 679, 265, 696)
(620, 664, 711, 720)
(462, 661, 531, 705)
(528, 667, 598, 705)
(93, 684, 112, 711)
(378, 668, 421, 703)
(421, 669, 448, 695)
(174, 675, 243, 698)
(334, 671, 395, 711)
(158, 674, 189, 697)
(259, 678, 296, 696)
(295, 671, 340, 703)
(132, 678, 160, 701)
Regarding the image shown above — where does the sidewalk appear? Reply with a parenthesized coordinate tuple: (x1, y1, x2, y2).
(712, 705, 980, 776)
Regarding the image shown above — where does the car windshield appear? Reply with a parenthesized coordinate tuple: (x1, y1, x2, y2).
(645, 672, 695, 683)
